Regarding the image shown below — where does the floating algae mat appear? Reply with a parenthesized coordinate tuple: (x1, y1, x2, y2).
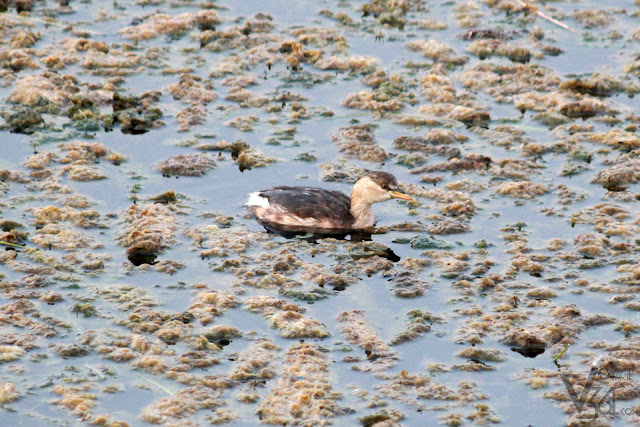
(2, 0, 640, 425)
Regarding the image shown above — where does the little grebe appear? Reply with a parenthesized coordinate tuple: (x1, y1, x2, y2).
(246, 172, 411, 236)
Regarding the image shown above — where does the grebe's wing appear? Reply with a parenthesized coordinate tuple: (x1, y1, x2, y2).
(249, 186, 351, 228)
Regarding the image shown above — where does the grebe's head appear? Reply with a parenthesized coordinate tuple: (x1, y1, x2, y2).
(351, 172, 412, 204)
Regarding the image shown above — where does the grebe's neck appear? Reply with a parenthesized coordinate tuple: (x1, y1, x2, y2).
(350, 196, 375, 229)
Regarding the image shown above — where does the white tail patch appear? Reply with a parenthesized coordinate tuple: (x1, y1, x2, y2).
(246, 192, 270, 208)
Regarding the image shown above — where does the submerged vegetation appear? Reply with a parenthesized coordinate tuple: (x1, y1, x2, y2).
(0, 0, 640, 425)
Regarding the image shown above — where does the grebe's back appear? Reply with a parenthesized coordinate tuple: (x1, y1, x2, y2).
(246, 186, 353, 234)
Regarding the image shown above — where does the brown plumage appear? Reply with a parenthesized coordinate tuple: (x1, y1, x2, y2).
(246, 172, 411, 237)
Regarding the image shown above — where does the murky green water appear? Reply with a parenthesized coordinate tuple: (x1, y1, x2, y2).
(1, 0, 640, 425)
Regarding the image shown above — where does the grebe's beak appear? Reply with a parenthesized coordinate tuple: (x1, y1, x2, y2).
(388, 190, 412, 200)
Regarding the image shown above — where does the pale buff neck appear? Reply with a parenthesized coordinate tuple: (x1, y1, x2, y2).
(350, 196, 375, 229)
